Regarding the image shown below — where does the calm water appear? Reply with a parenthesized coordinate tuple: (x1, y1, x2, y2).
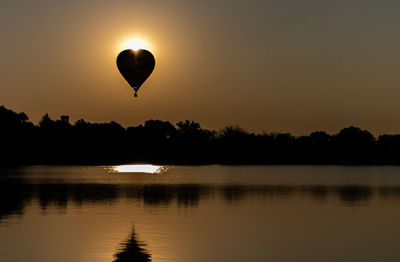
(1, 165, 400, 262)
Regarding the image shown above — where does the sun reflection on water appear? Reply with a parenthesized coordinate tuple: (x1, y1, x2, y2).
(112, 164, 167, 174)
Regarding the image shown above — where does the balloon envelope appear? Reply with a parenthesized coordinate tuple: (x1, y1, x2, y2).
(116, 49, 156, 95)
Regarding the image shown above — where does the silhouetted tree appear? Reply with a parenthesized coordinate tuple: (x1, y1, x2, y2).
(3, 105, 400, 165)
(332, 126, 376, 164)
(39, 113, 54, 128)
(0, 105, 29, 128)
(377, 135, 400, 164)
(174, 120, 215, 164)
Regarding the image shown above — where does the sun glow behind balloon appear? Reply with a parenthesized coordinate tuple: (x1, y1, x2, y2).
(121, 38, 151, 51)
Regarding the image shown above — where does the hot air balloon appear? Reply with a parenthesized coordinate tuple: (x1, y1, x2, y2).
(116, 49, 156, 97)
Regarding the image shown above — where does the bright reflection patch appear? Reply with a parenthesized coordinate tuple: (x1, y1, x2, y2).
(112, 164, 166, 174)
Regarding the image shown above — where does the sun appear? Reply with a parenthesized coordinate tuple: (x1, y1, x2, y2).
(121, 37, 151, 51)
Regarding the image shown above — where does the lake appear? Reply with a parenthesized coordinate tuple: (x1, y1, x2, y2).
(1, 165, 400, 262)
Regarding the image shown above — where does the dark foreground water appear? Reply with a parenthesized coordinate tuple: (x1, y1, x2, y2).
(1, 165, 400, 262)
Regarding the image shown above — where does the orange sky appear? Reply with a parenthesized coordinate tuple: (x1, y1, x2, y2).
(1, 0, 400, 135)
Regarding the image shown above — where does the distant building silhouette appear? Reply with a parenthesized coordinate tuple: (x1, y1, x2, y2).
(60, 115, 69, 124)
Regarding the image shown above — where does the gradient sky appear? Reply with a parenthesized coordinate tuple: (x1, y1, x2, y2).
(1, 0, 400, 135)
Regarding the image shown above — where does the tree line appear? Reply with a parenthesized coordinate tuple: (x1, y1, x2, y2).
(1, 105, 400, 165)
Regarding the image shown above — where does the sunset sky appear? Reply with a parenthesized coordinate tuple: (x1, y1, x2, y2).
(1, 0, 400, 135)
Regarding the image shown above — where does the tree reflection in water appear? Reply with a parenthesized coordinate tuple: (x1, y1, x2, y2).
(4, 181, 400, 221)
(113, 226, 151, 262)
